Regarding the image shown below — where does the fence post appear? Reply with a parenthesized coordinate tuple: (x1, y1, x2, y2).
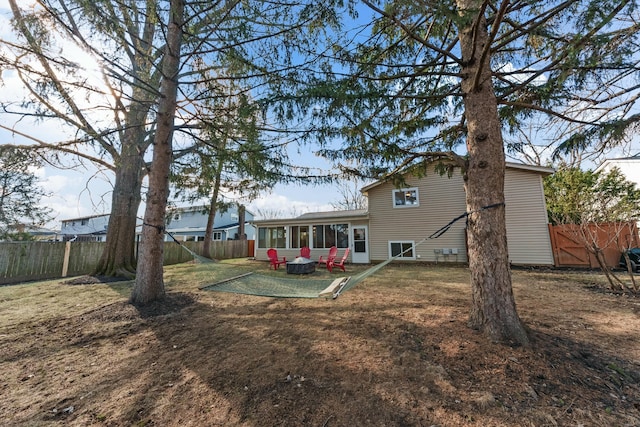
(61, 241, 71, 277)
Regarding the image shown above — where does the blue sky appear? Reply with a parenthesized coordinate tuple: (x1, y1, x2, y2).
(0, 0, 346, 228)
(2, 1, 639, 230)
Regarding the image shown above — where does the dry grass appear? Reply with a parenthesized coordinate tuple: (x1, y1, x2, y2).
(1, 260, 639, 426)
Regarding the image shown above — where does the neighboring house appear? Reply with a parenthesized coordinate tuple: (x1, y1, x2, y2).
(23, 225, 61, 241)
(253, 162, 555, 266)
(165, 204, 255, 242)
(2, 224, 60, 241)
(595, 154, 640, 186)
(60, 214, 110, 242)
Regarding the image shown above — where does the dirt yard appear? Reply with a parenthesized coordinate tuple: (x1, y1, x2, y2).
(1, 260, 639, 426)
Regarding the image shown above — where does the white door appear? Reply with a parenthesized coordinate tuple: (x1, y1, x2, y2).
(351, 226, 369, 263)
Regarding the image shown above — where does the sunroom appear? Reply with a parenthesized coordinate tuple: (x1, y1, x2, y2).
(252, 209, 370, 264)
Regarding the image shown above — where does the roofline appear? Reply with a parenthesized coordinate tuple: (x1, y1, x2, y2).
(165, 222, 254, 233)
(595, 156, 640, 172)
(361, 161, 554, 193)
(61, 213, 110, 222)
(252, 211, 369, 225)
(168, 204, 256, 217)
(505, 161, 555, 175)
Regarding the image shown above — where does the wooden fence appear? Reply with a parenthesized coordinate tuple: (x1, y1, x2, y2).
(548, 222, 639, 268)
(0, 239, 251, 285)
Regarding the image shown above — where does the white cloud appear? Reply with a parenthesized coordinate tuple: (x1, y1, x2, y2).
(248, 192, 333, 219)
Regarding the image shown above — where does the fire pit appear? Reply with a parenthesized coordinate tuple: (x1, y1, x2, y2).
(286, 257, 316, 274)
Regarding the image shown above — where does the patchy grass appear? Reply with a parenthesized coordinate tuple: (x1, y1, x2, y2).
(1, 260, 639, 426)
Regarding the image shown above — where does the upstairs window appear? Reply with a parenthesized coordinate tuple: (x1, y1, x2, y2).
(393, 188, 419, 207)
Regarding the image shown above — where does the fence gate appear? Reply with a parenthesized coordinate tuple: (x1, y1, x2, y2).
(548, 222, 639, 268)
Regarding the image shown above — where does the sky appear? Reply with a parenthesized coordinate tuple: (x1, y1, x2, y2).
(0, 0, 343, 229)
(2, 1, 639, 231)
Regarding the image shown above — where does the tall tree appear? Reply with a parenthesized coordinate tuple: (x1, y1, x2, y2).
(2, 0, 162, 278)
(131, 0, 183, 305)
(170, 79, 288, 259)
(293, 0, 640, 344)
(1, 0, 336, 281)
(0, 147, 52, 238)
(130, 1, 340, 301)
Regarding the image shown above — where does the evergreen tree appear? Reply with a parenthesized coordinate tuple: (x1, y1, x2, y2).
(287, 0, 640, 344)
(0, 147, 52, 238)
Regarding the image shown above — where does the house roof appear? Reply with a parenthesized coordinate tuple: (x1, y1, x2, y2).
(360, 161, 555, 193)
(60, 213, 110, 223)
(166, 222, 250, 233)
(595, 154, 640, 171)
(168, 204, 256, 217)
(252, 209, 369, 225)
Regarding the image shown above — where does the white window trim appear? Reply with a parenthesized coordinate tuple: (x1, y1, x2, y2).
(392, 187, 419, 208)
(388, 241, 416, 260)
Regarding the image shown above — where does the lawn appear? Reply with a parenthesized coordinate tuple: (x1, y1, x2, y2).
(1, 259, 639, 426)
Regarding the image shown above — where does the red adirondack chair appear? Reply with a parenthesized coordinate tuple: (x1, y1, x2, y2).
(299, 246, 311, 259)
(328, 248, 350, 272)
(267, 248, 286, 270)
(318, 246, 338, 269)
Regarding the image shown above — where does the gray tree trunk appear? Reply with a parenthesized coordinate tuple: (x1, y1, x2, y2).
(202, 157, 224, 259)
(94, 152, 143, 278)
(456, 0, 529, 345)
(131, 0, 184, 305)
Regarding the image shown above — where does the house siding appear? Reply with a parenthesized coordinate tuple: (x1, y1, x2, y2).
(366, 169, 468, 263)
(165, 206, 256, 241)
(366, 165, 554, 265)
(504, 168, 554, 265)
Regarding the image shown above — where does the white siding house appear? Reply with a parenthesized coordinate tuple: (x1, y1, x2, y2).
(595, 154, 640, 186)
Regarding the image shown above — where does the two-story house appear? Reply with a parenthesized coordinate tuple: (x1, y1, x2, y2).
(595, 153, 640, 186)
(165, 204, 256, 242)
(253, 162, 555, 266)
(60, 214, 110, 242)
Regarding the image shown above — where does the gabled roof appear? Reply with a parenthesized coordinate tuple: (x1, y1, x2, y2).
(360, 161, 554, 193)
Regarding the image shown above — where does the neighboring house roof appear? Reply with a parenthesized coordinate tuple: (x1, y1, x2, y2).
(595, 153, 640, 170)
(60, 213, 110, 223)
(360, 161, 555, 194)
(166, 222, 251, 233)
(168, 204, 256, 217)
(7, 224, 59, 235)
(26, 226, 60, 236)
